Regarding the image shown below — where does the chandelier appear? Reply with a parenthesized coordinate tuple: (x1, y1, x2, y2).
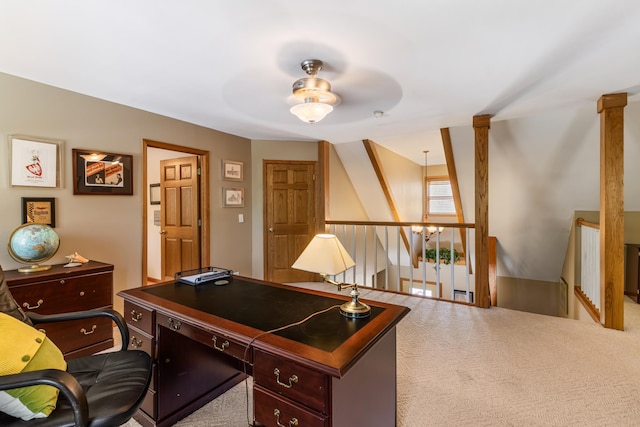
(290, 59, 339, 124)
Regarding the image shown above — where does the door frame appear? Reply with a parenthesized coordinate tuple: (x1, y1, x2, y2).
(142, 139, 210, 285)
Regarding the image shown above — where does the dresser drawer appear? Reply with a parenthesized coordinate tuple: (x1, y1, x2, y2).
(156, 312, 250, 363)
(253, 350, 328, 414)
(35, 316, 113, 355)
(254, 385, 328, 427)
(124, 300, 155, 335)
(10, 272, 112, 314)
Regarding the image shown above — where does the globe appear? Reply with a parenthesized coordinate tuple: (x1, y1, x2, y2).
(7, 223, 60, 273)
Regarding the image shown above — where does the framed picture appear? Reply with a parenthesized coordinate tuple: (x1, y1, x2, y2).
(22, 197, 56, 227)
(72, 149, 133, 195)
(9, 135, 63, 188)
(149, 183, 161, 205)
(454, 290, 474, 303)
(222, 160, 243, 181)
(223, 188, 244, 207)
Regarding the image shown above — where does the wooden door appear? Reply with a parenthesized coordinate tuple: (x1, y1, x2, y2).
(160, 156, 200, 279)
(265, 161, 317, 283)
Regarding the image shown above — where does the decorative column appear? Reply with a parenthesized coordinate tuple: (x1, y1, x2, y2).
(597, 93, 626, 330)
(473, 114, 491, 308)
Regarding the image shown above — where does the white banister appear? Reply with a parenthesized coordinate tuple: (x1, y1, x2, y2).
(325, 221, 475, 303)
(580, 224, 600, 310)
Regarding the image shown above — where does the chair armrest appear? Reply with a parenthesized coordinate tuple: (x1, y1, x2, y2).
(0, 369, 88, 427)
(26, 309, 130, 352)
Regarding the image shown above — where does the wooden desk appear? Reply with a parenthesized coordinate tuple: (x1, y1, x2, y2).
(118, 276, 409, 427)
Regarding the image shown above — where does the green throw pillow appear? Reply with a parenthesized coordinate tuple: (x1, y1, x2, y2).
(0, 313, 67, 420)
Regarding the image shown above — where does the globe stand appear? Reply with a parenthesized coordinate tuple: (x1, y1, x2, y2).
(18, 264, 52, 273)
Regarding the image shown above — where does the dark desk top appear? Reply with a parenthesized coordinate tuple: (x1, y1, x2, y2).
(119, 276, 410, 377)
(142, 278, 383, 352)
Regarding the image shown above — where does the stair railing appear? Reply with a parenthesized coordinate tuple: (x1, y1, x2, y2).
(324, 220, 476, 304)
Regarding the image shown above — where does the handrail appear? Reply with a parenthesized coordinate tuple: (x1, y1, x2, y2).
(326, 220, 476, 229)
(576, 217, 599, 230)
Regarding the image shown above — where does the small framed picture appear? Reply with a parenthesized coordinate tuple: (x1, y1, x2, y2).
(149, 183, 161, 205)
(10, 135, 63, 188)
(222, 160, 243, 181)
(72, 149, 133, 195)
(22, 197, 56, 227)
(223, 188, 244, 207)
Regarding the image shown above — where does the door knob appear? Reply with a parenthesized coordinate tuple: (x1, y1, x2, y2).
(160, 230, 167, 235)
(268, 227, 273, 233)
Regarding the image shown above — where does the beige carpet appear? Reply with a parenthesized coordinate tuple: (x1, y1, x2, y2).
(122, 286, 640, 427)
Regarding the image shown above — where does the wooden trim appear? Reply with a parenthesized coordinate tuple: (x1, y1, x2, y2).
(597, 93, 626, 330)
(318, 141, 330, 233)
(326, 219, 476, 229)
(362, 139, 412, 259)
(473, 114, 491, 308)
(489, 236, 497, 306)
(141, 139, 210, 286)
(441, 127, 470, 274)
(576, 217, 599, 229)
(574, 285, 601, 323)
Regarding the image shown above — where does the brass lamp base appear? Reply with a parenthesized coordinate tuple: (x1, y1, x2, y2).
(321, 275, 371, 319)
(340, 299, 371, 319)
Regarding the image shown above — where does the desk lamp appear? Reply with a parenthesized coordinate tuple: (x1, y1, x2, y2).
(292, 234, 371, 318)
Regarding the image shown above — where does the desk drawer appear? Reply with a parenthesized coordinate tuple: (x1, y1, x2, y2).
(156, 312, 249, 363)
(127, 325, 155, 357)
(253, 350, 328, 414)
(124, 301, 155, 335)
(254, 385, 327, 427)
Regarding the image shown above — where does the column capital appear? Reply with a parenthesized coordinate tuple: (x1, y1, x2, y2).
(597, 93, 627, 113)
(473, 114, 492, 128)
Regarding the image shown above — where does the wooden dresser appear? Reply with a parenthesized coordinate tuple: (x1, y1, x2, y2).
(4, 260, 114, 359)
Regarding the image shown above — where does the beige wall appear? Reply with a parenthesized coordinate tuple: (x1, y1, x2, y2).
(0, 73, 252, 312)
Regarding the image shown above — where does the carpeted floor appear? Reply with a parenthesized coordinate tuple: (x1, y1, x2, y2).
(121, 286, 640, 427)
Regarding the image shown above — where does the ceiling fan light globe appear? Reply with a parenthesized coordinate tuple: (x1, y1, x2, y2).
(290, 102, 333, 124)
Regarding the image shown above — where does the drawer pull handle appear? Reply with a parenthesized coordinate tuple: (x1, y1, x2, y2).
(23, 299, 44, 310)
(168, 318, 182, 331)
(273, 409, 298, 427)
(273, 368, 298, 389)
(130, 310, 143, 322)
(80, 325, 97, 335)
(130, 336, 143, 348)
(212, 336, 229, 352)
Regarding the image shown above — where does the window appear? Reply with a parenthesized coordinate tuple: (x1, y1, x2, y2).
(427, 177, 455, 215)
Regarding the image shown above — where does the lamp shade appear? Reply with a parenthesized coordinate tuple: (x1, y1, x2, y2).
(290, 102, 333, 124)
(292, 234, 355, 275)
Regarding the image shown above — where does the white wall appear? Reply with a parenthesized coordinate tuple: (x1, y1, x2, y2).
(450, 99, 640, 283)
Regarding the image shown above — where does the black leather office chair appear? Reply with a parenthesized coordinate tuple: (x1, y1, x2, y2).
(0, 269, 152, 427)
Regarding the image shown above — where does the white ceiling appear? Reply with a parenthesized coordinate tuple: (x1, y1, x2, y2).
(3, 1, 640, 165)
